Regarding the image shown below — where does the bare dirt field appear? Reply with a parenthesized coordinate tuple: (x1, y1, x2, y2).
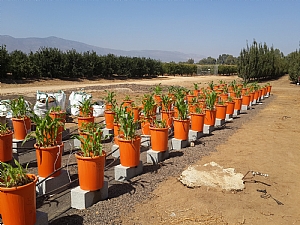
(1, 75, 299, 225)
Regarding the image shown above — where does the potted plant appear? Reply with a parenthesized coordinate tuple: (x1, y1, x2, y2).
(0, 123, 13, 162)
(9, 96, 32, 140)
(234, 88, 242, 111)
(112, 104, 126, 145)
(77, 98, 95, 129)
(122, 95, 134, 110)
(161, 94, 174, 128)
(0, 159, 37, 225)
(193, 83, 200, 96)
(141, 94, 156, 135)
(173, 97, 190, 141)
(49, 106, 67, 123)
(24, 113, 64, 178)
(150, 119, 169, 152)
(104, 90, 117, 110)
(190, 106, 205, 132)
(74, 125, 106, 191)
(225, 96, 235, 116)
(204, 91, 217, 126)
(118, 111, 141, 167)
(215, 100, 227, 120)
(153, 83, 163, 105)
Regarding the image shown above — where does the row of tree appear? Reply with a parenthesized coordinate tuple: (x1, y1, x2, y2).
(0, 46, 164, 79)
(237, 41, 287, 82)
(0, 43, 299, 82)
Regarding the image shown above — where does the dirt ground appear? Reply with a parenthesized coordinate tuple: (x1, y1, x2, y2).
(120, 76, 300, 225)
(1, 75, 299, 224)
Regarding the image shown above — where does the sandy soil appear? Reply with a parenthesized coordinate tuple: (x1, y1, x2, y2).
(119, 75, 300, 225)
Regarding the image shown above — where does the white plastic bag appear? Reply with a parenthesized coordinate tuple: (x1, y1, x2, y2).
(92, 101, 105, 117)
(68, 91, 92, 116)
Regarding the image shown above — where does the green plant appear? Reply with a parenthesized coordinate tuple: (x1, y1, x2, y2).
(142, 94, 156, 118)
(119, 111, 139, 140)
(152, 119, 168, 128)
(124, 95, 131, 101)
(194, 106, 203, 114)
(208, 81, 214, 90)
(23, 113, 64, 147)
(205, 91, 217, 110)
(8, 96, 32, 118)
(161, 94, 173, 111)
(104, 90, 117, 106)
(235, 88, 242, 98)
(227, 96, 234, 102)
(0, 123, 11, 135)
(175, 97, 188, 120)
(0, 159, 33, 188)
(193, 83, 199, 90)
(153, 83, 163, 95)
(113, 104, 126, 123)
(78, 97, 93, 117)
(167, 86, 176, 95)
(75, 125, 103, 157)
(49, 105, 63, 113)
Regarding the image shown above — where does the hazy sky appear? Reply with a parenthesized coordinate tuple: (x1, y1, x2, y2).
(1, 0, 300, 58)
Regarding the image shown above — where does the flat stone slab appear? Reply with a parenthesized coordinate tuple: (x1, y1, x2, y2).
(179, 162, 245, 191)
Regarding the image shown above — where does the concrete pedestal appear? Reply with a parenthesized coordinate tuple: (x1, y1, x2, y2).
(171, 138, 189, 150)
(203, 124, 214, 134)
(147, 149, 169, 164)
(71, 181, 108, 209)
(215, 118, 226, 126)
(114, 161, 143, 181)
(12, 138, 36, 154)
(188, 130, 203, 141)
(233, 109, 240, 117)
(141, 135, 151, 147)
(225, 114, 233, 122)
(1, 210, 48, 225)
(252, 99, 257, 105)
(63, 138, 80, 151)
(102, 128, 113, 140)
(111, 144, 120, 158)
(36, 170, 70, 195)
(241, 105, 250, 111)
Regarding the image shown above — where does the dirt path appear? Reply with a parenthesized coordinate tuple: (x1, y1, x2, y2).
(120, 75, 300, 225)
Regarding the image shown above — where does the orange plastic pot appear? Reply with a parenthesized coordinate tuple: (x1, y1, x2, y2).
(267, 85, 272, 94)
(188, 104, 198, 113)
(234, 98, 242, 110)
(0, 131, 13, 162)
(216, 104, 227, 120)
(75, 151, 106, 191)
(193, 90, 199, 96)
(225, 101, 235, 115)
(161, 110, 174, 128)
(229, 92, 236, 98)
(0, 174, 37, 225)
(150, 127, 169, 152)
(241, 88, 247, 96)
(104, 110, 115, 129)
(173, 118, 190, 141)
(118, 136, 141, 167)
(132, 107, 140, 122)
(35, 143, 64, 177)
(254, 91, 259, 101)
(154, 95, 162, 105)
(77, 116, 94, 130)
(50, 111, 66, 123)
(105, 103, 113, 110)
(250, 92, 255, 102)
(219, 93, 228, 102)
(56, 125, 64, 145)
(204, 109, 216, 126)
(113, 123, 123, 145)
(186, 95, 196, 103)
(141, 117, 153, 135)
(242, 95, 251, 106)
(123, 100, 133, 111)
(12, 117, 31, 140)
(174, 106, 179, 118)
(190, 113, 205, 132)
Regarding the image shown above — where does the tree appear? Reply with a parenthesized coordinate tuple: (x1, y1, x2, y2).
(0, 45, 10, 79)
(198, 56, 216, 65)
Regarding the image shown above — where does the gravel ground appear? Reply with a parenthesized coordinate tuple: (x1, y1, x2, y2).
(3, 84, 272, 225)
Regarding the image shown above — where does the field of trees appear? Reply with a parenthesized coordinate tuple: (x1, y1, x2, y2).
(0, 40, 299, 83)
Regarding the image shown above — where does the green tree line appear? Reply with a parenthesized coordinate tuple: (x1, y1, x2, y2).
(237, 40, 287, 82)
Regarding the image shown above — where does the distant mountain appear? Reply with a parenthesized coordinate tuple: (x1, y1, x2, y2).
(0, 35, 205, 63)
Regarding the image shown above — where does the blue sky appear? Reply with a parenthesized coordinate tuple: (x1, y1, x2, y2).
(1, 0, 300, 58)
